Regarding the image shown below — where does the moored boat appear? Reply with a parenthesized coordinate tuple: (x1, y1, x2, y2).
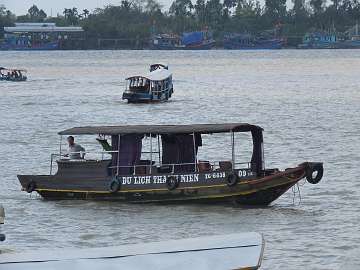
(17, 123, 323, 205)
(0, 67, 27, 82)
(181, 31, 216, 50)
(122, 64, 174, 103)
(224, 33, 284, 50)
(297, 31, 338, 49)
(150, 33, 184, 50)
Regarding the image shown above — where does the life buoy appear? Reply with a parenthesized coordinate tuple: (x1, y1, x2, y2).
(26, 181, 36, 193)
(109, 178, 121, 193)
(306, 163, 324, 184)
(166, 176, 179, 191)
(226, 173, 238, 187)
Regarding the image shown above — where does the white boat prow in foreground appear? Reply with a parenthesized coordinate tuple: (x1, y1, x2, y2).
(0, 232, 264, 270)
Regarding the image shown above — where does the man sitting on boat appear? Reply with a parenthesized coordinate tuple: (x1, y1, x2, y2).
(66, 136, 85, 160)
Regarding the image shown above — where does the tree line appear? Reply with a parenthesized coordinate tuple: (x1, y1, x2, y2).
(1, 0, 360, 46)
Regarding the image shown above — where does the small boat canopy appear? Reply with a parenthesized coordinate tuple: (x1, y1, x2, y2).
(126, 68, 172, 82)
(150, 63, 168, 71)
(58, 123, 263, 136)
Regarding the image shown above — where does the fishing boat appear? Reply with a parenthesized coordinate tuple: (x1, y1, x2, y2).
(224, 33, 284, 50)
(297, 32, 338, 49)
(122, 64, 173, 103)
(0, 68, 27, 82)
(150, 34, 184, 50)
(17, 123, 324, 204)
(181, 31, 216, 50)
(150, 31, 215, 50)
(0, 233, 264, 269)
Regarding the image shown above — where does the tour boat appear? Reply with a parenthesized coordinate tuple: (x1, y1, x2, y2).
(0, 67, 27, 82)
(17, 123, 324, 204)
(122, 64, 173, 103)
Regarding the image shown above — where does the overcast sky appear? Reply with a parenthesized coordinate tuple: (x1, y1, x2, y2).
(1, 0, 173, 16)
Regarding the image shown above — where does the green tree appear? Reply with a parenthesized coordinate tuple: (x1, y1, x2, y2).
(0, 5, 16, 38)
(82, 9, 90, 18)
(264, 0, 287, 23)
(169, 0, 193, 17)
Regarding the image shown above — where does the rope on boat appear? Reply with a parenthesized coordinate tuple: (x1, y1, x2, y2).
(291, 183, 302, 205)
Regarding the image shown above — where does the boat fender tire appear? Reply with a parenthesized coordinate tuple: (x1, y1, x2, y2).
(166, 176, 179, 191)
(26, 181, 36, 193)
(109, 178, 121, 193)
(306, 163, 323, 184)
(227, 173, 238, 187)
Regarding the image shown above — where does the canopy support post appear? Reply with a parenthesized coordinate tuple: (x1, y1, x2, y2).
(193, 133, 197, 172)
(150, 134, 153, 174)
(157, 135, 161, 165)
(231, 131, 235, 170)
(59, 135, 63, 157)
(116, 135, 120, 176)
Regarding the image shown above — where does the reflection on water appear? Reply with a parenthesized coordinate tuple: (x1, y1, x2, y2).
(0, 50, 359, 269)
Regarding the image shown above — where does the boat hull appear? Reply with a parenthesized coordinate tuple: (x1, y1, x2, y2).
(0, 77, 27, 82)
(0, 41, 59, 51)
(224, 40, 283, 50)
(122, 88, 173, 103)
(17, 162, 319, 205)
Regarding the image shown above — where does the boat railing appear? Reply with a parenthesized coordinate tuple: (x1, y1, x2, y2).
(50, 151, 252, 175)
(124, 85, 171, 95)
(50, 151, 116, 174)
(108, 160, 251, 175)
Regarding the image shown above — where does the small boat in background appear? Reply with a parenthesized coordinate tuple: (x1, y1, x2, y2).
(0, 232, 264, 270)
(122, 64, 174, 103)
(224, 33, 284, 50)
(0, 67, 27, 82)
(150, 33, 184, 50)
(150, 30, 215, 50)
(297, 32, 338, 49)
(181, 30, 216, 50)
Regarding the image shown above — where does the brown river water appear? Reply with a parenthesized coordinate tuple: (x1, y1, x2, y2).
(0, 50, 359, 269)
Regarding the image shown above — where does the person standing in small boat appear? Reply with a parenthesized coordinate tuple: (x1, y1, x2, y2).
(66, 136, 85, 159)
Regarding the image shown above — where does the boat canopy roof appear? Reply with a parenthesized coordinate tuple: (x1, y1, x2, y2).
(58, 123, 263, 136)
(126, 68, 172, 82)
(150, 63, 168, 70)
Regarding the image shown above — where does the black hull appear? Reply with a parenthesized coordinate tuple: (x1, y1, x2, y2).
(17, 163, 318, 206)
(35, 182, 294, 205)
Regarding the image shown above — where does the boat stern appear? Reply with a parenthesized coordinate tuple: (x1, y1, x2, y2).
(17, 174, 50, 193)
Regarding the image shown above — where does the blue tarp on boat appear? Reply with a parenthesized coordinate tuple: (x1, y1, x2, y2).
(182, 31, 204, 45)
